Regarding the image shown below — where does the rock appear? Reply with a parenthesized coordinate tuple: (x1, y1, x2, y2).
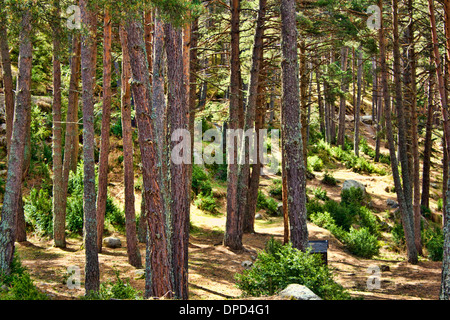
(255, 213, 263, 220)
(0, 284, 9, 292)
(380, 265, 390, 272)
(277, 203, 283, 216)
(386, 199, 398, 208)
(134, 269, 145, 280)
(103, 236, 121, 249)
(241, 261, 253, 269)
(361, 115, 374, 124)
(278, 284, 322, 300)
(0, 123, 6, 133)
(342, 180, 366, 194)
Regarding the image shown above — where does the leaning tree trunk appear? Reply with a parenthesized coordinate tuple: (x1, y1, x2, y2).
(119, 25, 142, 269)
(96, 8, 112, 253)
(79, 0, 100, 295)
(52, 1, 65, 248)
(0, 0, 14, 154)
(280, 0, 308, 251)
(0, 6, 32, 274)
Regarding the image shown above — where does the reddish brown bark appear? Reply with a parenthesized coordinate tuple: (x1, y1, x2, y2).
(126, 17, 172, 299)
(0, 0, 14, 154)
(119, 25, 142, 269)
(96, 8, 112, 253)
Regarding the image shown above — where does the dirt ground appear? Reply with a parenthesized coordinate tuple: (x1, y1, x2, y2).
(15, 197, 443, 300)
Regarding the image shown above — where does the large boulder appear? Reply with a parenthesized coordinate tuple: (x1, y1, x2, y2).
(103, 237, 121, 249)
(278, 284, 322, 300)
(342, 179, 366, 195)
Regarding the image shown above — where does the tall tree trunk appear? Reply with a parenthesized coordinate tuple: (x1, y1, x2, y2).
(236, 0, 266, 238)
(280, 0, 308, 251)
(164, 22, 190, 300)
(421, 54, 434, 209)
(337, 46, 349, 148)
(385, 0, 418, 264)
(79, 0, 100, 294)
(61, 35, 81, 233)
(96, 8, 112, 253)
(429, 0, 450, 299)
(126, 15, 172, 299)
(188, 18, 199, 189)
(0, 0, 14, 154)
(299, 40, 308, 167)
(405, 0, 422, 255)
(52, 1, 65, 248)
(316, 59, 325, 137)
(392, 0, 418, 264)
(0, 5, 32, 274)
(119, 25, 142, 269)
(354, 48, 362, 157)
(224, 0, 243, 250)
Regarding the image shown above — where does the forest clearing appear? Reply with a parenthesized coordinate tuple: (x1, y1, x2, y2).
(1, 0, 450, 303)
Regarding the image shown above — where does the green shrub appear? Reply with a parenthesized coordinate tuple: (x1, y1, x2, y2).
(256, 190, 278, 216)
(344, 227, 380, 259)
(24, 188, 53, 237)
(192, 165, 213, 196)
(310, 211, 335, 229)
(391, 223, 405, 248)
(194, 192, 219, 214)
(105, 197, 126, 232)
(340, 186, 364, 206)
(307, 155, 324, 172)
(423, 226, 444, 261)
(323, 200, 355, 231)
(437, 198, 443, 212)
(111, 116, 123, 138)
(66, 194, 84, 234)
(268, 179, 282, 200)
(357, 206, 379, 236)
(235, 238, 351, 300)
(0, 254, 47, 300)
(313, 186, 328, 201)
(84, 271, 142, 300)
(322, 171, 337, 186)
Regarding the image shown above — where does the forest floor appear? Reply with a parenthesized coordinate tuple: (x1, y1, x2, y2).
(15, 164, 443, 300)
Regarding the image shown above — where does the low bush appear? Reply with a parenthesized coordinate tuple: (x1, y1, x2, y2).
(84, 271, 142, 300)
(192, 165, 213, 196)
(235, 238, 351, 300)
(0, 254, 47, 300)
(307, 155, 324, 172)
(423, 226, 444, 261)
(344, 227, 380, 258)
(312, 186, 328, 201)
(194, 192, 219, 214)
(322, 171, 337, 186)
(340, 186, 365, 206)
(268, 179, 282, 200)
(256, 190, 278, 216)
(24, 188, 53, 237)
